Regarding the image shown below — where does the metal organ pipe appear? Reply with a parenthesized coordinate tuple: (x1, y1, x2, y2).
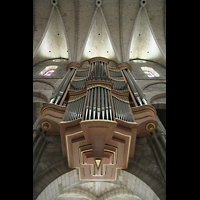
(97, 87, 101, 119)
(93, 87, 97, 119)
(89, 61, 109, 80)
(112, 96, 134, 122)
(104, 89, 109, 120)
(54, 68, 76, 105)
(126, 70, 147, 105)
(122, 69, 143, 106)
(88, 88, 94, 120)
(101, 87, 105, 119)
(50, 69, 72, 103)
(64, 96, 85, 121)
(84, 86, 113, 121)
(85, 89, 91, 120)
(107, 90, 113, 120)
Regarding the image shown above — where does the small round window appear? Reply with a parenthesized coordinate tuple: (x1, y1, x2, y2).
(40, 66, 58, 76)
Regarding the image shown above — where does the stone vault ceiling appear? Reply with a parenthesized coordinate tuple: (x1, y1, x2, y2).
(33, 0, 166, 67)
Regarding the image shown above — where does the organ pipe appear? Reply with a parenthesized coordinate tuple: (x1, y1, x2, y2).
(61, 60, 137, 124)
(50, 68, 76, 104)
(84, 86, 113, 121)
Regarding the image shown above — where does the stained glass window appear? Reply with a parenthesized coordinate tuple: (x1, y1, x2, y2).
(40, 66, 58, 76)
(43, 69, 55, 76)
(141, 67, 160, 78)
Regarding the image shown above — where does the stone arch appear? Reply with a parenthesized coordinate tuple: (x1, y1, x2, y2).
(141, 82, 166, 105)
(36, 169, 160, 200)
(150, 93, 166, 110)
(100, 188, 142, 200)
(142, 81, 166, 91)
(56, 187, 96, 200)
(33, 80, 55, 91)
(33, 91, 48, 103)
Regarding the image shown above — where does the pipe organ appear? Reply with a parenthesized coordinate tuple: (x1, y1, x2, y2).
(40, 57, 157, 181)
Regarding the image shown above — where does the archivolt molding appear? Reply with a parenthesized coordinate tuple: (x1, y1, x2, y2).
(62, 187, 142, 200)
(142, 81, 166, 91)
(33, 80, 55, 91)
(58, 188, 96, 200)
(99, 188, 141, 200)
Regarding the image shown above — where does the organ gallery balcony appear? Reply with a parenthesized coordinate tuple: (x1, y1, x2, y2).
(39, 57, 157, 181)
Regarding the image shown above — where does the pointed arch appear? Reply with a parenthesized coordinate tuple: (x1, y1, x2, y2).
(35, 169, 160, 200)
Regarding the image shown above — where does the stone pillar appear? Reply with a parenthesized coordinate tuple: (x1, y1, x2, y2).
(152, 131, 166, 165)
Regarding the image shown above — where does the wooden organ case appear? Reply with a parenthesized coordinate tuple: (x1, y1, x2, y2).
(39, 57, 157, 181)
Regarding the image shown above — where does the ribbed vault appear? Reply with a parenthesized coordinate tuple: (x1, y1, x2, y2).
(33, 0, 166, 67)
(33, 4, 69, 65)
(129, 5, 166, 66)
(81, 4, 119, 63)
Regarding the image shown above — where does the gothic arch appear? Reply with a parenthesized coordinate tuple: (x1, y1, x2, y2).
(35, 168, 160, 200)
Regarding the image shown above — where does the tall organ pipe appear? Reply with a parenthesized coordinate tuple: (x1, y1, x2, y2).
(93, 87, 97, 119)
(54, 68, 76, 104)
(84, 86, 113, 121)
(101, 88, 105, 120)
(85, 89, 91, 120)
(104, 89, 109, 120)
(107, 90, 113, 120)
(50, 69, 72, 103)
(127, 70, 147, 105)
(122, 69, 143, 106)
(89, 88, 94, 120)
(64, 96, 85, 121)
(97, 87, 101, 119)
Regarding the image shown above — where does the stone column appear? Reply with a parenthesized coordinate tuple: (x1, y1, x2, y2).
(152, 131, 166, 165)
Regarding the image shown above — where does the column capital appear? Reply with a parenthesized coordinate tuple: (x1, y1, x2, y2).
(117, 62, 132, 71)
(66, 62, 81, 71)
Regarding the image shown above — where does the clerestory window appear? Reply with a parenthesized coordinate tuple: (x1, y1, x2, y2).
(40, 66, 58, 76)
(141, 67, 160, 77)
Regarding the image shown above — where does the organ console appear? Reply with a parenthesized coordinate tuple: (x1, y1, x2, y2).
(39, 57, 157, 181)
